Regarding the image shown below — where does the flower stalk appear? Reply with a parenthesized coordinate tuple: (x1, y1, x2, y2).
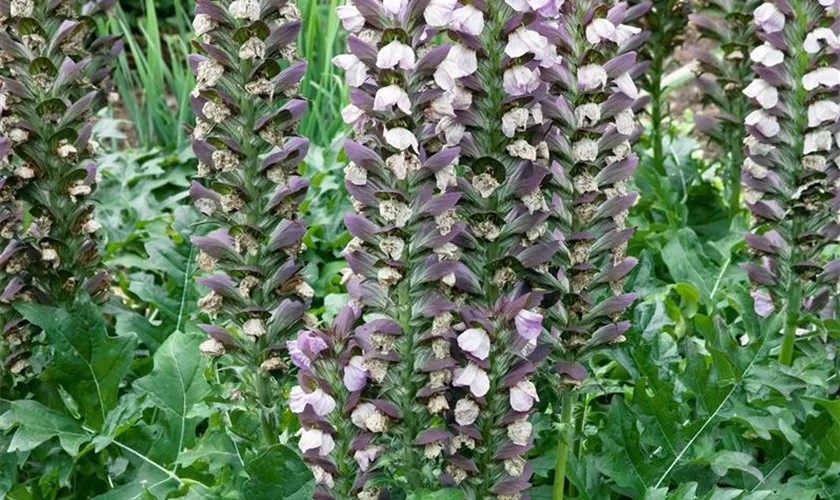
(740, 0, 840, 365)
(0, 0, 120, 378)
(188, 0, 311, 443)
(691, 0, 764, 219)
(333, 0, 474, 493)
(539, 2, 647, 496)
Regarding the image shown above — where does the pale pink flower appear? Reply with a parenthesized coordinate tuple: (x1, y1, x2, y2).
(510, 380, 539, 412)
(578, 64, 608, 91)
(503, 65, 541, 96)
(336, 5, 365, 33)
(746, 110, 780, 137)
(453, 362, 490, 397)
(344, 355, 369, 391)
(586, 18, 616, 44)
(515, 309, 543, 340)
(333, 54, 368, 87)
(754, 3, 785, 33)
(425, 0, 457, 27)
(804, 28, 840, 54)
(289, 386, 337, 416)
(451, 4, 484, 35)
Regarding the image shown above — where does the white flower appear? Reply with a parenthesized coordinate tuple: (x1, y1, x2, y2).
(376, 40, 416, 70)
(506, 27, 550, 59)
(453, 363, 490, 397)
(614, 24, 642, 45)
(384, 127, 419, 152)
(332, 54, 368, 87)
(457, 328, 491, 360)
(382, 0, 408, 18)
(434, 44, 478, 91)
(502, 108, 530, 137)
(804, 130, 833, 154)
(229, 0, 260, 22)
(425, 0, 457, 27)
(808, 100, 840, 128)
(804, 28, 840, 54)
(451, 4, 484, 35)
(336, 5, 365, 32)
(613, 73, 638, 100)
(750, 43, 785, 66)
(503, 65, 541, 96)
(615, 109, 635, 136)
(297, 428, 335, 457)
(341, 104, 365, 124)
(743, 79, 779, 109)
(436, 117, 466, 146)
(745, 110, 780, 137)
(586, 18, 616, 44)
(578, 64, 608, 91)
(374, 84, 411, 114)
(573, 139, 599, 163)
(802, 67, 840, 90)
(754, 3, 785, 33)
(454, 398, 480, 426)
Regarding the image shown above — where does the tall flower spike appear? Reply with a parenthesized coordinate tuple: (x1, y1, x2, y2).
(691, 0, 765, 218)
(189, 0, 310, 444)
(289, 303, 363, 498)
(333, 0, 477, 493)
(420, 0, 567, 495)
(0, 0, 120, 378)
(741, 0, 840, 366)
(631, 0, 689, 176)
(538, 2, 646, 495)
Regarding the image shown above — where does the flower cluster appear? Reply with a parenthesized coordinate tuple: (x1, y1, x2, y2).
(740, 0, 840, 363)
(542, 1, 645, 380)
(420, 0, 564, 495)
(0, 0, 120, 377)
(691, 0, 765, 217)
(288, 303, 363, 497)
(332, 0, 480, 494)
(188, 0, 310, 439)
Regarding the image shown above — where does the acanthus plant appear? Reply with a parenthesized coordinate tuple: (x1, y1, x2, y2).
(691, 0, 764, 219)
(420, 0, 563, 497)
(187, 0, 311, 446)
(631, 0, 691, 176)
(0, 0, 120, 380)
(538, 2, 647, 498)
(330, 0, 484, 494)
(740, 0, 840, 366)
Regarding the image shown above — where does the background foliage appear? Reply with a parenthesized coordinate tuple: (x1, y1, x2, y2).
(0, 0, 837, 499)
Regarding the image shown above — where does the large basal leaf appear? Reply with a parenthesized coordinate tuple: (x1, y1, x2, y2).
(17, 299, 137, 429)
(243, 444, 314, 500)
(0, 400, 91, 456)
(114, 206, 199, 353)
(133, 332, 210, 462)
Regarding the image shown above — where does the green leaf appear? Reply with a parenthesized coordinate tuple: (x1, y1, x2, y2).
(133, 332, 210, 461)
(707, 451, 763, 481)
(17, 299, 137, 429)
(0, 400, 91, 456)
(661, 228, 717, 299)
(243, 445, 314, 500)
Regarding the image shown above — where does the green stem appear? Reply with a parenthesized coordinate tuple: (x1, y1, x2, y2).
(396, 280, 421, 490)
(552, 390, 577, 500)
(779, 289, 801, 367)
(255, 371, 278, 446)
(648, 56, 666, 178)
